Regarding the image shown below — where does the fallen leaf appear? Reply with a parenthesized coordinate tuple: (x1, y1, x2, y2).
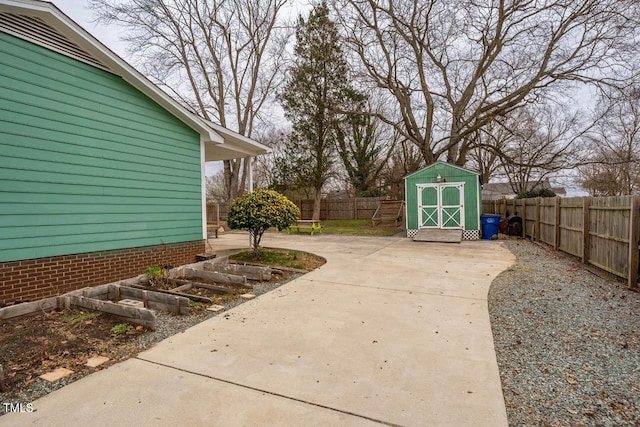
(564, 373, 577, 385)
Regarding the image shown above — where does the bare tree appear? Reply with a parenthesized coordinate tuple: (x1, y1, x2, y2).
(206, 170, 228, 202)
(90, 0, 292, 200)
(333, 0, 638, 167)
(380, 137, 424, 200)
(489, 105, 583, 195)
(466, 122, 512, 184)
(250, 126, 289, 190)
(580, 87, 640, 195)
(579, 164, 624, 196)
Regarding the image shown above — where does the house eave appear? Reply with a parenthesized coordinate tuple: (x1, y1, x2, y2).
(204, 121, 271, 161)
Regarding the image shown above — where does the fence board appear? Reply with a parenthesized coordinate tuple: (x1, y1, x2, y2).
(629, 197, 640, 288)
(206, 202, 220, 225)
(589, 196, 631, 279)
(559, 197, 584, 258)
(539, 198, 556, 246)
(524, 200, 536, 238)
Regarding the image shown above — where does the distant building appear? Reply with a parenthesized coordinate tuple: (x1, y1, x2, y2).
(482, 180, 566, 200)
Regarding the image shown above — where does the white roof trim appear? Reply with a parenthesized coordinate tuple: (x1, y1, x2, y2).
(0, 0, 264, 156)
(206, 121, 271, 156)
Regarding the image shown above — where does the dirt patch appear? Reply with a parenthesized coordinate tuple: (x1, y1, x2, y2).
(0, 309, 147, 395)
(1, 249, 318, 413)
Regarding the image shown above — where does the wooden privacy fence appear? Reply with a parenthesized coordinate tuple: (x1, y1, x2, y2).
(207, 197, 390, 222)
(295, 197, 389, 220)
(206, 202, 228, 222)
(206, 202, 220, 225)
(483, 196, 640, 288)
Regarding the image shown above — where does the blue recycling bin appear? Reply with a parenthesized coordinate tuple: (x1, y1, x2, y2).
(480, 214, 502, 240)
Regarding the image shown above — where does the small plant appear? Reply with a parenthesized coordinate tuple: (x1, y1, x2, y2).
(110, 323, 132, 335)
(144, 265, 169, 287)
(60, 311, 99, 325)
(188, 300, 202, 308)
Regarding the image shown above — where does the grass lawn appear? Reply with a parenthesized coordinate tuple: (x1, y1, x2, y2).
(300, 219, 400, 237)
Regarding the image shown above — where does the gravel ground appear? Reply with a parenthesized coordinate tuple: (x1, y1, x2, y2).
(490, 240, 640, 426)
(0, 271, 302, 414)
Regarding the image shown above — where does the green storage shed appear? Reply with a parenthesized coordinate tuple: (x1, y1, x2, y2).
(405, 162, 482, 240)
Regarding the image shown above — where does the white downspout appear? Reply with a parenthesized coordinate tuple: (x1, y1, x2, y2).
(247, 156, 255, 247)
(248, 156, 254, 193)
(200, 140, 207, 240)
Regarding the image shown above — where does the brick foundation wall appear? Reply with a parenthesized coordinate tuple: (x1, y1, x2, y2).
(0, 240, 205, 305)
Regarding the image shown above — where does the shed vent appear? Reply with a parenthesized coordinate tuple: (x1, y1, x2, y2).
(0, 12, 113, 73)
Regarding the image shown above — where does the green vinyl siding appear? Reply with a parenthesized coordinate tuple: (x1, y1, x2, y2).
(0, 32, 203, 263)
(405, 162, 481, 231)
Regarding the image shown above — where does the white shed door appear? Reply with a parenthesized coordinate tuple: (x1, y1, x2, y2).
(417, 183, 464, 229)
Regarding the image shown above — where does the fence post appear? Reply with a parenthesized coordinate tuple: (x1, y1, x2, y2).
(554, 197, 561, 251)
(582, 198, 590, 264)
(628, 196, 640, 289)
(354, 197, 357, 220)
(521, 198, 527, 238)
(535, 198, 541, 242)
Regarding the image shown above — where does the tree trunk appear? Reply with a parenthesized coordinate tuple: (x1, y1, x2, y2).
(481, 170, 492, 185)
(456, 142, 469, 167)
(224, 158, 249, 201)
(312, 187, 322, 221)
(447, 118, 462, 164)
(240, 157, 250, 193)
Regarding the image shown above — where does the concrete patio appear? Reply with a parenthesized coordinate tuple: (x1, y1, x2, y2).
(1, 232, 515, 426)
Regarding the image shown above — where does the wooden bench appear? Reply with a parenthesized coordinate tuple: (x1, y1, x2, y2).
(287, 220, 322, 236)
